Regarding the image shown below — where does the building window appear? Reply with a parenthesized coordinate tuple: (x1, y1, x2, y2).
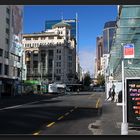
(59, 69, 61, 74)
(57, 49, 61, 53)
(6, 8, 10, 14)
(33, 37, 38, 40)
(0, 63, 2, 75)
(59, 55, 61, 60)
(0, 49, 3, 57)
(26, 38, 31, 40)
(4, 51, 9, 58)
(6, 18, 9, 24)
(4, 64, 9, 75)
(57, 36, 62, 39)
(48, 36, 54, 39)
(6, 38, 9, 44)
(5, 28, 9, 34)
(5, 38, 9, 44)
(41, 37, 46, 40)
(17, 68, 20, 77)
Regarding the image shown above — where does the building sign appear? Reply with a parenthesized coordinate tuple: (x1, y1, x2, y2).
(124, 44, 134, 58)
(127, 78, 140, 124)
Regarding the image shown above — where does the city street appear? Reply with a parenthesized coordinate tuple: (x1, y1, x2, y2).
(0, 92, 104, 135)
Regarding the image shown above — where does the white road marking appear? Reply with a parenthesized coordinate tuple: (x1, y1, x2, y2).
(0, 100, 43, 111)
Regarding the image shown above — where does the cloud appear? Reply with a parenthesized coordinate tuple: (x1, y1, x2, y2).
(79, 50, 96, 75)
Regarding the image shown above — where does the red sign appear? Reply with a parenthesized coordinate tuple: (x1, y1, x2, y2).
(124, 44, 134, 58)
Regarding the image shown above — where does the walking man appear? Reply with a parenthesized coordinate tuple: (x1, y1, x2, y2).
(106, 88, 112, 101)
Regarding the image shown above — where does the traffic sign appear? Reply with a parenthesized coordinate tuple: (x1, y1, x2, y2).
(124, 44, 134, 58)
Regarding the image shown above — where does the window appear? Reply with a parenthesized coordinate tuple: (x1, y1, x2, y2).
(57, 49, 61, 53)
(4, 65, 9, 75)
(5, 28, 9, 34)
(48, 36, 54, 39)
(6, 8, 10, 14)
(4, 51, 9, 58)
(41, 37, 46, 40)
(6, 38, 9, 44)
(26, 38, 31, 40)
(0, 63, 2, 75)
(0, 49, 3, 57)
(6, 18, 9, 24)
(59, 55, 61, 60)
(33, 61, 38, 68)
(57, 36, 62, 39)
(33, 37, 38, 40)
(59, 69, 61, 74)
(17, 68, 20, 77)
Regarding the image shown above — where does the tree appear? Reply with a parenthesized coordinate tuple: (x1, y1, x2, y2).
(97, 74, 105, 86)
(83, 72, 91, 86)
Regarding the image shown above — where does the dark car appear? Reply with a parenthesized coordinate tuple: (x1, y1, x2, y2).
(93, 86, 105, 92)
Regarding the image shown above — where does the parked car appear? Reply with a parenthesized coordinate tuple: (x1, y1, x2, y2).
(93, 86, 105, 92)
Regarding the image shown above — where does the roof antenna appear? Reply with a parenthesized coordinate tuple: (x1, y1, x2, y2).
(61, 11, 63, 21)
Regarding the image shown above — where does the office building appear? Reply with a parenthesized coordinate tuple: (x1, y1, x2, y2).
(103, 21, 116, 54)
(22, 21, 76, 84)
(0, 5, 24, 96)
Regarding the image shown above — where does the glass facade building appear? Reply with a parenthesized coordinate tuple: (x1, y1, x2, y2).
(109, 5, 140, 80)
(103, 21, 116, 54)
(45, 19, 77, 38)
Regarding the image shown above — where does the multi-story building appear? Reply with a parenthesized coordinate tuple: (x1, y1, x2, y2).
(45, 19, 77, 39)
(0, 5, 24, 96)
(22, 21, 76, 84)
(45, 17, 81, 79)
(103, 21, 116, 54)
(95, 36, 104, 74)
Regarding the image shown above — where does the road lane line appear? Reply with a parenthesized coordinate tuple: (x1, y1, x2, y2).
(65, 112, 69, 116)
(33, 131, 41, 135)
(0, 100, 43, 111)
(70, 109, 74, 112)
(57, 116, 64, 120)
(46, 122, 55, 127)
(96, 98, 100, 108)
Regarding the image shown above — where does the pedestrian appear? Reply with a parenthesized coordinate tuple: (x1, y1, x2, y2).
(106, 88, 112, 101)
(77, 87, 79, 94)
(111, 82, 115, 91)
(111, 89, 116, 101)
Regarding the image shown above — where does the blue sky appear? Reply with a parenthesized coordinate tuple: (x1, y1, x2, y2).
(24, 5, 117, 75)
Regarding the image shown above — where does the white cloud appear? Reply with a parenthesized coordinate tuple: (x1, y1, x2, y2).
(79, 50, 96, 75)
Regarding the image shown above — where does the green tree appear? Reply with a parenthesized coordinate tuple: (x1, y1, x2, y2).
(83, 72, 91, 86)
(97, 74, 105, 86)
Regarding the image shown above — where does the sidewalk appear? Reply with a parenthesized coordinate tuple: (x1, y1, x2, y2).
(98, 97, 140, 135)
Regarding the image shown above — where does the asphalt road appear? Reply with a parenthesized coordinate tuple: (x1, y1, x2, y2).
(0, 92, 105, 135)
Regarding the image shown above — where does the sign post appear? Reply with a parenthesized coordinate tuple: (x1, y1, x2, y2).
(121, 43, 134, 135)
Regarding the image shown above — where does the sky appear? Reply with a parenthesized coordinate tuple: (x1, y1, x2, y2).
(23, 5, 118, 75)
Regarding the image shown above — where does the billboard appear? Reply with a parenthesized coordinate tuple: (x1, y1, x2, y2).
(124, 44, 134, 58)
(10, 5, 23, 56)
(126, 78, 140, 124)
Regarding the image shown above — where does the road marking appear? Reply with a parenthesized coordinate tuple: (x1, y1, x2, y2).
(65, 112, 69, 116)
(46, 122, 55, 127)
(96, 98, 100, 108)
(57, 116, 64, 120)
(0, 100, 42, 111)
(33, 131, 41, 135)
(70, 109, 74, 112)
